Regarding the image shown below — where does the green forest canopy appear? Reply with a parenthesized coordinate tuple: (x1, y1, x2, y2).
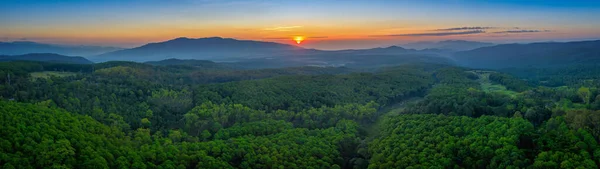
(2, 61, 600, 168)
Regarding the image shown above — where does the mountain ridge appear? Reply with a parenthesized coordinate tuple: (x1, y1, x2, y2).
(0, 41, 122, 56)
(453, 40, 600, 69)
(0, 53, 93, 64)
(90, 37, 306, 62)
(400, 40, 495, 51)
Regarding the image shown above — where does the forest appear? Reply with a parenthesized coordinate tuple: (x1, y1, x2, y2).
(2, 60, 600, 169)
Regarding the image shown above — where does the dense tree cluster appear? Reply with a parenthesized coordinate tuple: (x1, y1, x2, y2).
(0, 101, 363, 169)
(2, 60, 600, 168)
(369, 115, 535, 168)
(369, 114, 600, 168)
(488, 72, 530, 92)
(195, 69, 432, 111)
(406, 68, 520, 118)
(501, 64, 600, 87)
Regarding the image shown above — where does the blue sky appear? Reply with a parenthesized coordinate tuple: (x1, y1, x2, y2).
(1, 0, 599, 49)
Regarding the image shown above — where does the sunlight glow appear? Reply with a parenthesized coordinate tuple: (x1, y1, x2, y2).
(294, 36, 305, 44)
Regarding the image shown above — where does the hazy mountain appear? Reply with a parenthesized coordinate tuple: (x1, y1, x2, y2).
(0, 41, 122, 56)
(453, 40, 600, 69)
(332, 46, 417, 54)
(90, 37, 453, 68)
(231, 46, 454, 69)
(0, 53, 93, 64)
(90, 37, 306, 62)
(400, 40, 495, 51)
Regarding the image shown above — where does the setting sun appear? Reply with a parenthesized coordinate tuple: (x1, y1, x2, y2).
(294, 36, 304, 44)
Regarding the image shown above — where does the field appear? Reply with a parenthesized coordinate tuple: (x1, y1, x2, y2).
(468, 70, 519, 97)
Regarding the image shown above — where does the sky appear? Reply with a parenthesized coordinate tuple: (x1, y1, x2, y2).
(1, 0, 600, 50)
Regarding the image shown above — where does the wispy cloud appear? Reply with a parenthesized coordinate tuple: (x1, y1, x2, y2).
(262, 26, 302, 31)
(262, 37, 289, 40)
(433, 27, 496, 31)
(262, 36, 328, 40)
(493, 30, 551, 33)
(373, 30, 485, 37)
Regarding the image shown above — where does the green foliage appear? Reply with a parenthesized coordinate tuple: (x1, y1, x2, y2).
(2, 61, 600, 168)
(534, 117, 599, 168)
(488, 72, 530, 92)
(30, 71, 78, 79)
(407, 68, 521, 118)
(0, 101, 364, 168)
(368, 115, 534, 168)
(0, 101, 125, 168)
(195, 69, 432, 111)
(183, 101, 379, 137)
(577, 87, 592, 104)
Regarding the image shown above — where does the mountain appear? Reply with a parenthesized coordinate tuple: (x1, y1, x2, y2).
(91, 37, 452, 68)
(231, 45, 454, 69)
(90, 37, 306, 62)
(0, 41, 122, 56)
(332, 46, 417, 54)
(453, 40, 600, 69)
(400, 40, 495, 51)
(0, 53, 93, 64)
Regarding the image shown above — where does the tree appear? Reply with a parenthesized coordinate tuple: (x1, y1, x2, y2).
(578, 87, 591, 104)
(514, 111, 523, 118)
(141, 118, 151, 128)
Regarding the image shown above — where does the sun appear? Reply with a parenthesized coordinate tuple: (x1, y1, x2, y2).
(293, 36, 304, 44)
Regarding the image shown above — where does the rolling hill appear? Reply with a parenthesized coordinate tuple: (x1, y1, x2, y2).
(453, 40, 600, 69)
(400, 40, 495, 51)
(0, 41, 122, 56)
(0, 53, 93, 64)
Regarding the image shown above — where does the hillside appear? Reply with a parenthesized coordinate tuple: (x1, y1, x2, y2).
(401, 40, 495, 51)
(0, 41, 122, 56)
(453, 40, 600, 69)
(90, 37, 305, 62)
(0, 53, 93, 64)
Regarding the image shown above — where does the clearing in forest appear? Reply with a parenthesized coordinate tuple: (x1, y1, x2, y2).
(30, 71, 77, 79)
(467, 70, 519, 97)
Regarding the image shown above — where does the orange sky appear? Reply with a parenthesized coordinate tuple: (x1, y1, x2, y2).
(2, 1, 600, 49)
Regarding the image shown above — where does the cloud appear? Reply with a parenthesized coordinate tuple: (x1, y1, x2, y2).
(262, 26, 302, 31)
(373, 30, 485, 37)
(262, 36, 328, 40)
(433, 27, 495, 31)
(493, 30, 551, 33)
(262, 37, 289, 40)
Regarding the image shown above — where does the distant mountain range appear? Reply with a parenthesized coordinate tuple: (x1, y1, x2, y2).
(89, 37, 454, 68)
(0, 41, 122, 56)
(400, 40, 495, 51)
(453, 40, 600, 69)
(3, 37, 599, 70)
(0, 53, 93, 64)
(89, 37, 306, 62)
